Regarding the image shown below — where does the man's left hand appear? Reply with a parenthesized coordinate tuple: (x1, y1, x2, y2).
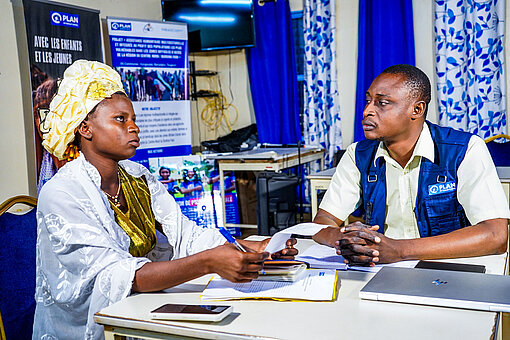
(337, 224, 403, 265)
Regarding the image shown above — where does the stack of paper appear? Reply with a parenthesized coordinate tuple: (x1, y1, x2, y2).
(201, 269, 338, 301)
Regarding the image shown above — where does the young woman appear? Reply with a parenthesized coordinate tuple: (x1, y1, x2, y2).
(33, 60, 296, 339)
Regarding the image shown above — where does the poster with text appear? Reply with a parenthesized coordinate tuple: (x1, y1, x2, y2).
(23, 0, 102, 190)
(148, 155, 240, 236)
(107, 17, 191, 168)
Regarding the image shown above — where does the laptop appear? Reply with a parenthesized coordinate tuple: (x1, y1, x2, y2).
(359, 266, 510, 312)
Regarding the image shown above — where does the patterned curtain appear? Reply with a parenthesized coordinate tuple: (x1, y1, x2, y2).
(303, 0, 342, 166)
(435, 0, 506, 138)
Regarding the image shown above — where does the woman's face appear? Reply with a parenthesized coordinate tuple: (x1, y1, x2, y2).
(81, 94, 140, 161)
(160, 168, 170, 179)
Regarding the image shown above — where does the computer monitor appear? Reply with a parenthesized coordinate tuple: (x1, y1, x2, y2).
(256, 172, 299, 236)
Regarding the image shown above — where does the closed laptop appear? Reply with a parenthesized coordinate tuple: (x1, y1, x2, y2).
(359, 266, 510, 312)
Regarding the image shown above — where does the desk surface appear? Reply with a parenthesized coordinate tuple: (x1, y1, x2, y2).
(497, 167, 510, 181)
(307, 167, 336, 179)
(203, 147, 323, 161)
(95, 241, 507, 340)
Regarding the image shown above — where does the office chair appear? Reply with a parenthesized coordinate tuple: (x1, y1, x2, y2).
(485, 134, 510, 167)
(0, 195, 37, 340)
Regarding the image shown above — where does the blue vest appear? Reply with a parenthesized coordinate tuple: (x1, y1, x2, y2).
(354, 121, 472, 237)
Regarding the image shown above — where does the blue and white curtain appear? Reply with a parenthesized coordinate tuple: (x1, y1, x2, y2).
(435, 0, 506, 138)
(303, 0, 342, 166)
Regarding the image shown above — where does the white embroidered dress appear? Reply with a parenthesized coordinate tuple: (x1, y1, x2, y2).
(32, 155, 224, 339)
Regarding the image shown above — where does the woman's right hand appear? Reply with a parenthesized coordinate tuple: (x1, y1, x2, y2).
(205, 244, 269, 283)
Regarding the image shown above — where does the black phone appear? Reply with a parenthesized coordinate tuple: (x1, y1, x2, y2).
(150, 304, 233, 321)
(415, 260, 486, 273)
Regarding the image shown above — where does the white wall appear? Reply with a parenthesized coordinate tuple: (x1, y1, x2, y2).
(413, 0, 438, 124)
(189, 50, 255, 147)
(0, 0, 32, 201)
(336, 0, 359, 147)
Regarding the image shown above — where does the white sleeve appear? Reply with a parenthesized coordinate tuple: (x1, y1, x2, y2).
(318, 143, 362, 221)
(36, 182, 150, 338)
(457, 136, 510, 225)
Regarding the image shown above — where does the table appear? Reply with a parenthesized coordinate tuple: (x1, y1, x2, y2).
(308, 166, 510, 219)
(95, 240, 508, 340)
(204, 147, 324, 229)
(307, 168, 336, 218)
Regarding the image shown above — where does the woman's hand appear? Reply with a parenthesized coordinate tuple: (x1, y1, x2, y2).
(238, 238, 298, 259)
(205, 244, 269, 283)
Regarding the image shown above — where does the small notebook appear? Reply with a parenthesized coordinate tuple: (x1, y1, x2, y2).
(258, 262, 308, 282)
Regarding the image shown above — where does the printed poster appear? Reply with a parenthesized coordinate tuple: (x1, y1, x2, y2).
(107, 17, 192, 167)
(149, 156, 240, 236)
(22, 0, 102, 189)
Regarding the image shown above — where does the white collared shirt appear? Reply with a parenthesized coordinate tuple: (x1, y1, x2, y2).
(320, 123, 510, 238)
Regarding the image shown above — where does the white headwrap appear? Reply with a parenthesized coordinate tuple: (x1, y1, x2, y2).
(41, 60, 125, 160)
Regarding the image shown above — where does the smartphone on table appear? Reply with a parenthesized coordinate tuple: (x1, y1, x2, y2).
(150, 303, 233, 322)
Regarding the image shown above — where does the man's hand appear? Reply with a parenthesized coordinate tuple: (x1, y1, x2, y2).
(312, 226, 345, 247)
(206, 244, 269, 283)
(338, 222, 403, 265)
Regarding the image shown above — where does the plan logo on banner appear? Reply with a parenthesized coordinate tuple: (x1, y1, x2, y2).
(50, 11, 79, 28)
(111, 22, 132, 31)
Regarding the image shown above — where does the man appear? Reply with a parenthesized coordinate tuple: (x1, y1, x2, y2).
(312, 64, 509, 265)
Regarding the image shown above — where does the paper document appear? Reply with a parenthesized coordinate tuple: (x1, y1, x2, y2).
(201, 269, 338, 301)
(296, 244, 418, 272)
(264, 223, 325, 253)
(296, 244, 348, 270)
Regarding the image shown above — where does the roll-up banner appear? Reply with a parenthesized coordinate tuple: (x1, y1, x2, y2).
(22, 0, 102, 189)
(107, 17, 192, 167)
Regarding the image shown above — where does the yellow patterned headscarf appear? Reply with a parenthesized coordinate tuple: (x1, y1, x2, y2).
(41, 60, 126, 160)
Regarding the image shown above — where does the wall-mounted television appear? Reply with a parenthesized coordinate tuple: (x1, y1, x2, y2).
(162, 0, 255, 52)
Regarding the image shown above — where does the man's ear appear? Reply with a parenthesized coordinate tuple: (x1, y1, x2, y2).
(77, 120, 92, 140)
(411, 101, 427, 120)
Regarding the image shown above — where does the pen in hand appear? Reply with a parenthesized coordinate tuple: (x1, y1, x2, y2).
(218, 227, 248, 252)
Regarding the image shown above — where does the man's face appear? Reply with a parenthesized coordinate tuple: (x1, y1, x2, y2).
(362, 73, 415, 143)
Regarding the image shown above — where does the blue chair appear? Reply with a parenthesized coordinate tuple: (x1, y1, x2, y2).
(0, 196, 37, 340)
(485, 134, 510, 167)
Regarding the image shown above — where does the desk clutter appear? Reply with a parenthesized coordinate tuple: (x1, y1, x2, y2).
(201, 269, 338, 302)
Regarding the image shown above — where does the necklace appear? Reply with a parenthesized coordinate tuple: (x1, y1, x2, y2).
(104, 175, 122, 208)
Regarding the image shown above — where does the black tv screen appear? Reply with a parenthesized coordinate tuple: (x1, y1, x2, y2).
(162, 0, 255, 52)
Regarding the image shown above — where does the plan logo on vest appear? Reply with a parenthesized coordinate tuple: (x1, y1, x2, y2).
(110, 22, 132, 31)
(428, 181, 456, 196)
(50, 11, 79, 28)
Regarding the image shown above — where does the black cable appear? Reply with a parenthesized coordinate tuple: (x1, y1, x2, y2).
(228, 51, 234, 103)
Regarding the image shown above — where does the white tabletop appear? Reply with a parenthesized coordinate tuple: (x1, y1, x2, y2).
(202, 147, 323, 161)
(95, 240, 507, 340)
